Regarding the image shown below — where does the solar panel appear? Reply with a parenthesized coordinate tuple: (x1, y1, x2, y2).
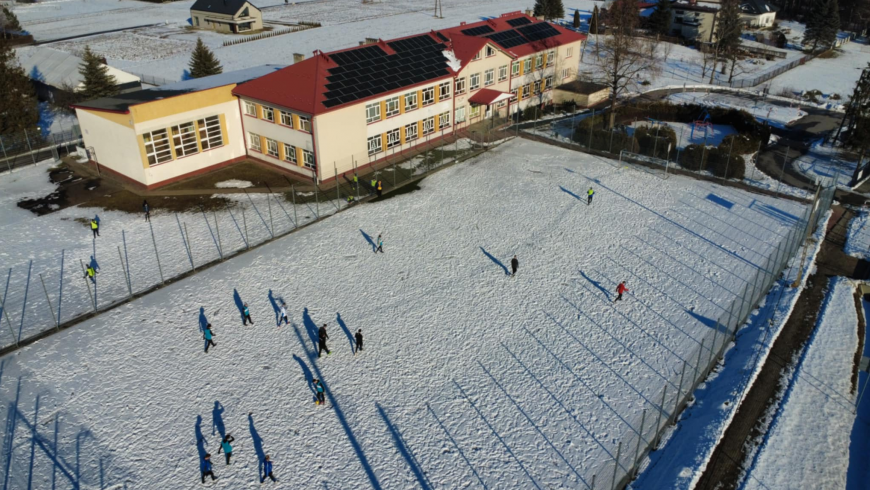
(517, 22, 561, 42)
(506, 17, 532, 27)
(436, 32, 449, 42)
(485, 30, 528, 49)
(461, 25, 494, 36)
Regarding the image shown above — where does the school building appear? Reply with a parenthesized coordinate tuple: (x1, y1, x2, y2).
(73, 12, 585, 189)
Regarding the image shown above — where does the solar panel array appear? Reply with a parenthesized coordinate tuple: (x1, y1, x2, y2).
(322, 35, 450, 109)
(506, 17, 532, 27)
(485, 30, 527, 49)
(460, 25, 494, 36)
(436, 32, 449, 42)
(516, 22, 561, 42)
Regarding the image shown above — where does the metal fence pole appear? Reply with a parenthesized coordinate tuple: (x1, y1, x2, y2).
(590, 474, 596, 490)
(242, 207, 249, 245)
(24, 129, 36, 164)
(184, 223, 196, 271)
(148, 221, 165, 284)
(0, 137, 11, 173)
(693, 338, 706, 390)
(39, 273, 58, 329)
(118, 246, 132, 298)
(315, 182, 320, 219)
(776, 146, 790, 196)
(213, 211, 224, 257)
(709, 320, 721, 367)
(176, 213, 195, 269)
(291, 185, 298, 227)
(79, 259, 96, 311)
(610, 441, 622, 490)
(653, 385, 668, 448)
(1, 268, 16, 346)
(335, 164, 340, 208)
(58, 249, 65, 324)
(674, 359, 688, 416)
(19, 260, 32, 337)
(633, 409, 647, 478)
(268, 195, 274, 235)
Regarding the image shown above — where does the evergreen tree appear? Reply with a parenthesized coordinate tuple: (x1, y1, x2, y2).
(188, 38, 223, 79)
(549, 0, 565, 20)
(573, 9, 581, 28)
(533, 0, 546, 18)
(0, 39, 39, 137)
(648, 0, 672, 36)
(823, 0, 841, 48)
(78, 46, 118, 101)
(804, 0, 838, 52)
(716, 0, 743, 82)
(1, 6, 22, 33)
(590, 5, 600, 34)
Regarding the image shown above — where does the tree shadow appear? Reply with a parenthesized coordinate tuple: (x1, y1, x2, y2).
(232, 289, 245, 324)
(360, 229, 376, 252)
(248, 414, 266, 478)
(267, 289, 281, 325)
(559, 186, 582, 200)
(198, 307, 208, 334)
(579, 270, 610, 300)
(293, 354, 317, 402)
(212, 401, 225, 438)
(376, 403, 433, 490)
(336, 312, 355, 353)
(480, 247, 509, 276)
(302, 308, 319, 352)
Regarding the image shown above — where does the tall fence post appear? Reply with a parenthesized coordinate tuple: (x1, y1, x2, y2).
(176, 213, 195, 270)
(184, 223, 196, 271)
(213, 211, 224, 257)
(653, 385, 668, 449)
(610, 441, 622, 490)
(58, 249, 65, 325)
(315, 181, 320, 219)
(709, 320, 721, 367)
(2, 269, 17, 346)
(633, 409, 647, 478)
(242, 207, 249, 245)
(39, 273, 58, 329)
(122, 230, 132, 294)
(79, 259, 96, 312)
(291, 185, 298, 227)
(19, 259, 32, 339)
(674, 359, 688, 417)
(118, 246, 132, 298)
(693, 338, 706, 392)
(268, 194, 274, 235)
(590, 474, 596, 490)
(148, 221, 165, 284)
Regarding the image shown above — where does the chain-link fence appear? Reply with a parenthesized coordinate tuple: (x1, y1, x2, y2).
(0, 126, 506, 353)
(570, 177, 835, 490)
(0, 125, 83, 173)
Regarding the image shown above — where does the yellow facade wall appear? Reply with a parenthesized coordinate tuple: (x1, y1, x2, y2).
(130, 85, 238, 123)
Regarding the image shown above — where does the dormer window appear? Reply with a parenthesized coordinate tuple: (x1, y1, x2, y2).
(485, 45, 495, 57)
(240, 7, 249, 17)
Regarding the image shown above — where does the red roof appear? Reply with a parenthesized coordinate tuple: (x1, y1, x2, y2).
(232, 12, 585, 116)
(468, 88, 514, 105)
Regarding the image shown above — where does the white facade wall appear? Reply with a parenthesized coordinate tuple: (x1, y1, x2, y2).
(76, 108, 145, 184)
(456, 47, 514, 122)
(134, 100, 246, 185)
(238, 98, 316, 178)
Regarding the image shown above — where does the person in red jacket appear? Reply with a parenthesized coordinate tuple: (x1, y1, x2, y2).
(614, 281, 629, 303)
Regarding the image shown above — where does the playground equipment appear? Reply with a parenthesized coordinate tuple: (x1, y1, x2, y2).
(690, 110, 712, 140)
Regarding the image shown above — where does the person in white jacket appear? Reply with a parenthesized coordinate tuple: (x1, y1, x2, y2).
(278, 302, 289, 326)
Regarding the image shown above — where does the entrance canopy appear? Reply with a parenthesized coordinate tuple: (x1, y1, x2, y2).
(468, 88, 514, 106)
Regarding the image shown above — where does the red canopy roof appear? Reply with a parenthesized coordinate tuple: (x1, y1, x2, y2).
(468, 88, 514, 106)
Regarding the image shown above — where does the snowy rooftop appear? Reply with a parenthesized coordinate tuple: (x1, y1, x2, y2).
(73, 64, 285, 112)
(17, 46, 141, 89)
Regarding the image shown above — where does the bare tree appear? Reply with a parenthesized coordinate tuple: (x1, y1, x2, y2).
(589, 0, 660, 127)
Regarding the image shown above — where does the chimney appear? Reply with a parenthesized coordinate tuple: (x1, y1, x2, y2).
(293, 53, 305, 63)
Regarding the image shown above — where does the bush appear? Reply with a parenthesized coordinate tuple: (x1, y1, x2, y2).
(720, 133, 758, 155)
(677, 144, 745, 179)
(633, 125, 677, 160)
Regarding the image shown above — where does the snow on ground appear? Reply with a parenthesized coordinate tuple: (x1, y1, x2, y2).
(742, 277, 858, 490)
(845, 210, 870, 260)
(767, 39, 870, 101)
(665, 92, 807, 129)
(628, 121, 737, 148)
(0, 139, 807, 488)
(848, 297, 870, 490)
(743, 154, 812, 199)
(214, 180, 255, 189)
(792, 139, 857, 188)
(0, 158, 59, 228)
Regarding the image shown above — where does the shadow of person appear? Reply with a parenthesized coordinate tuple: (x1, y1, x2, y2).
(198, 307, 208, 333)
(233, 289, 245, 324)
(89, 255, 100, 271)
(480, 247, 510, 276)
(580, 270, 611, 300)
(248, 413, 266, 478)
(212, 401, 225, 438)
(360, 229, 376, 252)
(267, 289, 281, 325)
(336, 313, 355, 353)
(195, 415, 208, 461)
(293, 354, 317, 403)
(302, 308, 319, 351)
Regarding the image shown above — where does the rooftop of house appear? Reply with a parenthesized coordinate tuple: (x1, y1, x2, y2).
(555, 80, 609, 95)
(739, 0, 778, 15)
(18, 46, 141, 89)
(672, 2, 720, 13)
(73, 65, 284, 113)
(233, 11, 585, 116)
(190, 0, 258, 16)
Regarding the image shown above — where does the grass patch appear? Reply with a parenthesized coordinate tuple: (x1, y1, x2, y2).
(817, 49, 840, 59)
(161, 161, 306, 192)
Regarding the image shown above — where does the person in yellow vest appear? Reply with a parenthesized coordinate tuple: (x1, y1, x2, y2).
(370, 178, 377, 193)
(84, 264, 98, 284)
(587, 187, 594, 206)
(90, 218, 100, 238)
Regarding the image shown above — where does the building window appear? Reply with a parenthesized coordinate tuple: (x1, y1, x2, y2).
(385, 96, 400, 117)
(171, 122, 198, 158)
(387, 128, 401, 149)
(405, 123, 418, 142)
(298, 116, 311, 132)
(484, 69, 494, 86)
(535, 54, 543, 69)
(143, 128, 172, 166)
(423, 116, 435, 135)
(248, 132, 261, 152)
(197, 115, 223, 150)
(262, 106, 274, 122)
(265, 137, 279, 157)
(302, 149, 315, 170)
(522, 84, 530, 98)
(469, 73, 480, 91)
(280, 111, 293, 126)
(439, 111, 450, 129)
(498, 65, 507, 81)
(455, 106, 466, 123)
(455, 77, 466, 95)
(283, 144, 297, 163)
(405, 92, 418, 111)
(366, 102, 381, 124)
(546, 49, 555, 66)
(510, 88, 518, 100)
(367, 135, 382, 155)
(472, 51, 481, 61)
(243, 101, 257, 116)
(439, 81, 451, 100)
(469, 105, 480, 118)
(238, 22, 252, 32)
(523, 58, 531, 72)
(534, 80, 542, 95)
(562, 68, 571, 79)
(421, 87, 435, 106)
(485, 45, 495, 57)
(544, 75, 553, 90)
(566, 46, 573, 58)
(512, 61, 520, 77)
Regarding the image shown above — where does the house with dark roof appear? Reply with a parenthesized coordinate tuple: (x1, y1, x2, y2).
(233, 11, 585, 183)
(190, 0, 262, 34)
(739, 0, 777, 27)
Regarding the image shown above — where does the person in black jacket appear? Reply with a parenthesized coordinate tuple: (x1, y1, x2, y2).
(354, 329, 363, 354)
(318, 324, 330, 357)
(511, 255, 518, 276)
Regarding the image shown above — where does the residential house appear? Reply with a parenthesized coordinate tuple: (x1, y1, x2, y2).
(739, 0, 777, 27)
(670, 2, 719, 43)
(18, 47, 141, 102)
(190, 0, 262, 33)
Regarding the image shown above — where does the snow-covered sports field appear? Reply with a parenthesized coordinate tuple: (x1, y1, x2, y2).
(0, 139, 808, 488)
